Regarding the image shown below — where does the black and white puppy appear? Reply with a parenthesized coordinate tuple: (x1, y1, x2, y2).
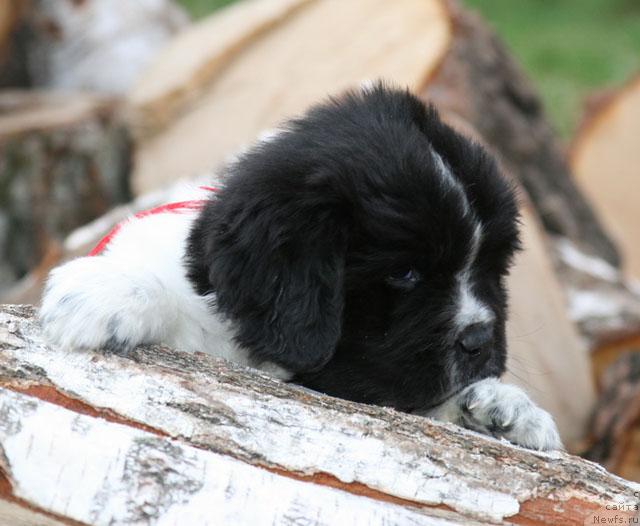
(40, 84, 561, 450)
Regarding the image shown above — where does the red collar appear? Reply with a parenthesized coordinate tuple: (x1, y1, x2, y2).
(88, 186, 219, 256)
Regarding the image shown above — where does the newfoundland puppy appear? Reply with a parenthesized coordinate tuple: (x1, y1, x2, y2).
(40, 83, 561, 450)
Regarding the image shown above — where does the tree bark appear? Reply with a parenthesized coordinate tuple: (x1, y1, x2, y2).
(0, 304, 638, 525)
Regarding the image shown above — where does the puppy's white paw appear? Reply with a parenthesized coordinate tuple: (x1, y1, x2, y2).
(457, 378, 562, 451)
(40, 257, 171, 353)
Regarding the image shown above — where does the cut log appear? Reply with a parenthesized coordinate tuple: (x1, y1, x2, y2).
(420, 2, 617, 267)
(565, 77, 640, 456)
(0, 304, 638, 525)
(586, 351, 640, 482)
(128, 0, 618, 267)
(0, 91, 131, 293)
(128, 0, 450, 150)
(571, 75, 640, 279)
(128, 0, 314, 137)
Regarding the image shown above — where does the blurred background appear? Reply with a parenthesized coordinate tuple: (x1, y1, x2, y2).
(181, 0, 640, 138)
(1, 0, 639, 479)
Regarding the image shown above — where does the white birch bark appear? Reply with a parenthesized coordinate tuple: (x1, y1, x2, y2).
(0, 304, 638, 525)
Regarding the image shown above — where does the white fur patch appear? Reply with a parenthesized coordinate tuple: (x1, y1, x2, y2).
(455, 280, 494, 328)
(454, 223, 494, 330)
(431, 148, 493, 330)
(431, 149, 470, 217)
(359, 78, 375, 91)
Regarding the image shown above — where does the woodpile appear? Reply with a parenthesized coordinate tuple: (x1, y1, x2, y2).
(1, 0, 640, 521)
(5, 0, 602, 449)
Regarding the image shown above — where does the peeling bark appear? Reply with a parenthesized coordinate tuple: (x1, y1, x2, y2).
(0, 304, 638, 525)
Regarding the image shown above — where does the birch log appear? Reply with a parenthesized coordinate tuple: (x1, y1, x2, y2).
(25, 0, 188, 93)
(0, 304, 638, 525)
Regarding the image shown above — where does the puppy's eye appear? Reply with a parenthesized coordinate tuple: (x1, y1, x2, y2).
(386, 269, 422, 289)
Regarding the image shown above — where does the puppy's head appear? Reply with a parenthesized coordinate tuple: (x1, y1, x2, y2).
(188, 84, 520, 412)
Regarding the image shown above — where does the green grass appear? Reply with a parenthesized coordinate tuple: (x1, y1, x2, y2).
(462, 0, 640, 137)
(176, 0, 640, 138)
(178, 0, 238, 19)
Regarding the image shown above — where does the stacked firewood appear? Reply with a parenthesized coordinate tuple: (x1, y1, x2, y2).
(1, 0, 640, 523)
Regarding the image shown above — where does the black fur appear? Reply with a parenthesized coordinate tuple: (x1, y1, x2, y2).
(187, 83, 520, 412)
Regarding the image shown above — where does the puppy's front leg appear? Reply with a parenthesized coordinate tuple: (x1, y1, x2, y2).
(424, 378, 563, 451)
(40, 255, 177, 354)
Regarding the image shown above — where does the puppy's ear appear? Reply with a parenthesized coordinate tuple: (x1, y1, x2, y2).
(187, 170, 347, 374)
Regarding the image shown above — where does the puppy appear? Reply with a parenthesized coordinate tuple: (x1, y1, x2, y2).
(40, 84, 561, 451)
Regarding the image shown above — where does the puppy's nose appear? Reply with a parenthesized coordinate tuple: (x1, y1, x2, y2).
(457, 322, 494, 355)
